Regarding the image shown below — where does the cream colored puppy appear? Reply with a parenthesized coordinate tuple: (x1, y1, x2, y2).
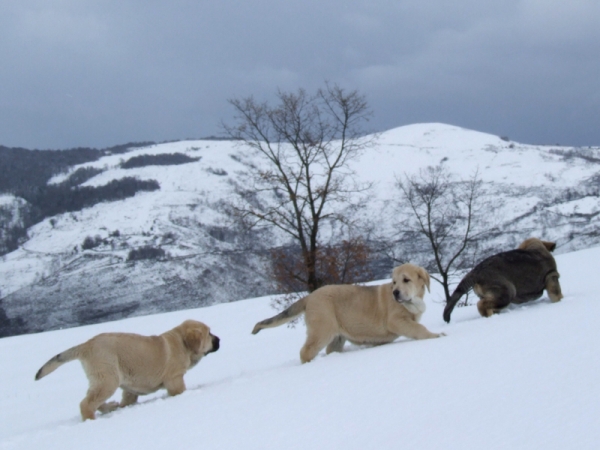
(35, 319, 220, 420)
(252, 264, 444, 363)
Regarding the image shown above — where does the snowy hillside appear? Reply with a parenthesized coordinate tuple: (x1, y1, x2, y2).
(1, 246, 598, 449)
(1, 123, 599, 336)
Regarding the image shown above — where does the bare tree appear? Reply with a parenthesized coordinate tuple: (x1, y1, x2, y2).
(396, 165, 494, 304)
(224, 84, 376, 294)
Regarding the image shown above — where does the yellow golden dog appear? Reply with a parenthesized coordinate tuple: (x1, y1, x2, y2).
(35, 320, 220, 420)
(253, 264, 444, 363)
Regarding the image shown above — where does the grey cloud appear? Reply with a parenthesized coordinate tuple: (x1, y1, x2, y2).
(0, 0, 598, 148)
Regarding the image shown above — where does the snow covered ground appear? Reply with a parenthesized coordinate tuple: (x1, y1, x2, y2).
(1, 245, 599, 449)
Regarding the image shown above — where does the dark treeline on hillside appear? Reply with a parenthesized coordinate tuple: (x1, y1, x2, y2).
(20, 177, 160, 225)
(121, 153, 200, 169)
(0, 142, 159, 257)
(1, 176, 160, 256)
(63, 167, 104, 186)
(0, 142, 154, 194)
(0, 146, 101, 193)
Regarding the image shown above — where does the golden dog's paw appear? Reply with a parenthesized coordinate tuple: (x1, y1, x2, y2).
(97, 401, 120, 414)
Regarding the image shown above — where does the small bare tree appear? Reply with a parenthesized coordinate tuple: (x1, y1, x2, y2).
(224, 83, 375, 295)
(396, 165, 493, 304)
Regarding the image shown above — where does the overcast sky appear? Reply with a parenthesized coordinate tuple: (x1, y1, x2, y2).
(1, 0, 599, 149)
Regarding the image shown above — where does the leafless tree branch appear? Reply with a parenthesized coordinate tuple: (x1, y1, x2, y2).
(396, 165, 496, 304)
(223, 84, 377, 294)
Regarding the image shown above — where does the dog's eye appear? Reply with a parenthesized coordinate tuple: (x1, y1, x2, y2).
(403, 278, 410, 283)
(392, 281, 396, 285)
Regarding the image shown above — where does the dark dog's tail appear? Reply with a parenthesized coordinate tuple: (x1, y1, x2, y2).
(252, 297, 308, 334)
(35, 344, 83, 381)
(443, 273, 476, 323)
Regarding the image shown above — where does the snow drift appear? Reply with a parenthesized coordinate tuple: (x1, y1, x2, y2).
(1, 245, 598, 449)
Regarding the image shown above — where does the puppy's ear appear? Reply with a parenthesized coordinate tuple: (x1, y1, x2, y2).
(542, 241, 557, 252)
(418, 267, 431, 293)
(184, 328, 203, 354)
(517, 238, 534, 250)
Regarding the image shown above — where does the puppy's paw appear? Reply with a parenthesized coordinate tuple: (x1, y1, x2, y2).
(97, 401, 120, 414)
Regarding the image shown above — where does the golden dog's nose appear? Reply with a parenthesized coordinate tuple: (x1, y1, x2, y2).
(211, 335, 220, 351)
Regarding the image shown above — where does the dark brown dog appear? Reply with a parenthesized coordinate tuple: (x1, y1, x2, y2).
(443, 238, 563, 322)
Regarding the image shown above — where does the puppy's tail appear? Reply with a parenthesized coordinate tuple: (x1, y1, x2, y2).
(35, 344, 83, 381)
(443, 273, 476, 323)
(252, 297, 308, 334)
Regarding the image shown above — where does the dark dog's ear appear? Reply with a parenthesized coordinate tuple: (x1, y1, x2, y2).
(184, 329, 203, 354)
(418, 267, 431, 293)
(542, 241, 557, 252)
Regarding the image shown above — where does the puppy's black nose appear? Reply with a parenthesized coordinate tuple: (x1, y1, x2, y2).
(393, 289, 399, 298)
(211, 335, 220, 351)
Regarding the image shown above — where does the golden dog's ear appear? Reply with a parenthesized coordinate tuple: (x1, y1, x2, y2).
(542, 241, 557, 252)
(418, 267, 431, 292)
(184, 329, 203, 354)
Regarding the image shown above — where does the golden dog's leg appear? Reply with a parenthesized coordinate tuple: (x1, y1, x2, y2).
(120, 390, 139, 407)
(300, 331, 336, 363)
(97, 401, 120, 414)
(96, 389, 138, 415)
(80, 378, 119, 421)
(164, 377, 186, 396)
(325, 336, 346, 354)
(392, 320, 444, 340)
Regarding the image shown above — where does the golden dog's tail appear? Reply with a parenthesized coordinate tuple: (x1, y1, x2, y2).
(34, 344, 83, 381)
(252, 297, 308, 334)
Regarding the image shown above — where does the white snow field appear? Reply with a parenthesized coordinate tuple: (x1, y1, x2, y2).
(1, 245, 599, 449)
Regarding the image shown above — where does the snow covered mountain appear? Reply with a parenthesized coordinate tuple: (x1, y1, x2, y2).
(1, 123, 599, 336)
(1, 245, 598, 449)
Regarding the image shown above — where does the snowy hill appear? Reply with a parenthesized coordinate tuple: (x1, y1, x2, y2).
(1, 246, 598, 449)
(1, 123, 599, 336)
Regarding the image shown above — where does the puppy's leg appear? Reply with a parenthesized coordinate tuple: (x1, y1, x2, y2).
(97, 401, 120, 414)
(164, 377, 186, 396)
(326, 336, 346, 354)
(80, 377, 119, 420)
(545, 271, 563, 303)
(300, 306, 338, 363)
(120, 390, 139, 407)
(390, 320, 444, 340)
(475, 282, 514, 318)
(96, 389, 138, 414)
(300, 329, 336, 363)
